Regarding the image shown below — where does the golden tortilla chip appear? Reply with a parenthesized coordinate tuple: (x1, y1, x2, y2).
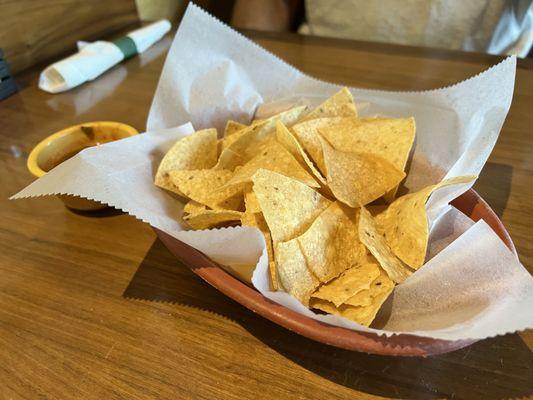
(252, 169, 331, 243)
(291, 117, 387, 173)
(320, 137, 406, 207)
(319, 117, 416, 202)
(183, 209, 243, 230)
(291, 117, 351, 175)
(341, 292, 372, 307)
(239, 209, 255, 226)
(319, 117, 415, 169)
(216, 106, 307, 170)
(222, 131, 246, 151)
(276, 121, 327, 185)
(275, 239, 319, 305)
(375, 176, 476, 269)
(303, 87, 357, 121)
(224, 120, 246, 137)
(168, 169, 243, 210)
(309, 298, 336, 313)
(183, 200, 207, 215)
(217, 138, 224, 158)
(224, 140, 319, 188)
(297, 202, 367, 283)
(309, 298, 373, 326)
(358, 206, 413, 283)
(243, 184, 262, 214)
(310, 274, 393, 327)
(155, 129, 218, 192)
(312, 263, 381, 307)
(344, 304, 381, 326)
(344, 268, 394, 307)
(222, 120, 255, 150)
(346, 283, 394, 326)
(217, 121, 267, 169)
(241, 211, 279, 291)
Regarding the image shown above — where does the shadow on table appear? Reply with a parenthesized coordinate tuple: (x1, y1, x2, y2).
(123, 239, 532, 400)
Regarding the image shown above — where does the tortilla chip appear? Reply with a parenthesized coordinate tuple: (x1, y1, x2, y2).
(217, 138, 223, 158)
(252, 169, 331, 243)
(320, 137, 406, 207)
(293, 116, 387, 168)
(155, 129, 218, 192)
(216, 106, 307, 170)
(309, 298, 337, 314)
(297, 202, 367, 283)
(291, 117, 350, 175)
(222, 131, 246, 151)
(275, 239, 319, 305)
(310, 298, 373, 326)
(345, 283, 393, 326)
(310, 275, 393, 327)
(224, 120, 246, 137)
(276, 121, 327, 185)
(241, 211, 279, 291)
(222, 120, 254, 151)
(183, 209, 243, 230)
(358, 207, 413, 283)
(240, 209, 256, 227)
(216, 121, 267, 169)
(319, 117, 415, 168)
(168, 169, 243, 210)
(224, 140, 319, 188)
(312, 263, 381, 307)
(319, 117, 416, 202)
(375, 176, 476, 269)
(183, 200, 207, 215)
(340, 292, 372, 307)
(243, 184, 262, 214)
(303, 87, 357, 121)
(344, 268, 394, 307)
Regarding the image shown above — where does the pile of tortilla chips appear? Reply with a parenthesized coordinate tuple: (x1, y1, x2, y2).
(155, 88, 475, 327)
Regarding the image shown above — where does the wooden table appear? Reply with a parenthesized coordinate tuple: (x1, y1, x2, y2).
(1, 30, 532, 400)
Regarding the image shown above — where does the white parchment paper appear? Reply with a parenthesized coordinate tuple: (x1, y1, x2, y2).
(13, 4, 533, 341)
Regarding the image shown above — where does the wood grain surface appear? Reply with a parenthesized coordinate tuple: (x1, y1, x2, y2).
(1, 0, 139, 74)
(0, 28, 532, 399)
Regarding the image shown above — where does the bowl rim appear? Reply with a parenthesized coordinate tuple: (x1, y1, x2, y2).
(154, 188, 516, 356)
(27, 121, 138, 178)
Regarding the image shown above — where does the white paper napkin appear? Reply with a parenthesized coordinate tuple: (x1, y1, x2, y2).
(39, 20, 171, 94)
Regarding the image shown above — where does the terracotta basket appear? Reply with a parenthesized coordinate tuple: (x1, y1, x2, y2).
(155, 189, 516, 356)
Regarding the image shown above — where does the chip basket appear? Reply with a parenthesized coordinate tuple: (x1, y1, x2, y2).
(154, 189, 516, 356)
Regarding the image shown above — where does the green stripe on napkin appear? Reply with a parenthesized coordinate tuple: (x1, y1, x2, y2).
(112, 36, 137, 59)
